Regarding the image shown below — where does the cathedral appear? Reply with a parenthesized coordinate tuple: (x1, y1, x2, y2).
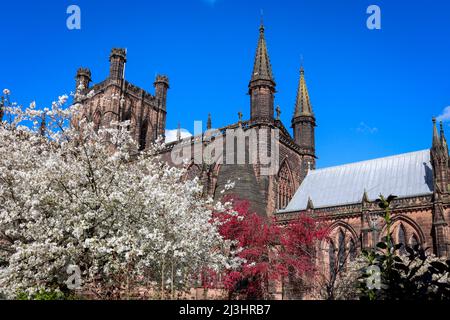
(73, 21, 450, 284)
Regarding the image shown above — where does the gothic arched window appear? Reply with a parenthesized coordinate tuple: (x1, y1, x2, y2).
(93, 109, 102, 131)
(139, 119, 149, 151)
(410, 234, 419, 247)
(329, 241, 336, 280)
(122, 101, 132, 131)
(277, 162, 294, 210)
(338, 230, 346, 271)
(398, 224, 407, 255)
(349, 239, 357, 262)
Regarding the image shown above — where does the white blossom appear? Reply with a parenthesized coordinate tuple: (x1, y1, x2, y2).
(0, 95, 241, 299)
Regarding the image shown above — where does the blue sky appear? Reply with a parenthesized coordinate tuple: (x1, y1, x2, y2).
(1, 0, 450, 168)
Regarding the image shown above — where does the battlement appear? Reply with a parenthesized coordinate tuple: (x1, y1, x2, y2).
(109, 48, 127, 61)
(154, 74, 170, 87)
(76, 67, 92, 81)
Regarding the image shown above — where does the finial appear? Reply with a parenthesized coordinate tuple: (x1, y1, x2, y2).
(307, 197, 314, 210)
(362, 189, 370, 203)
(440, 120, 444, 133)
(177, 122, 181, 141)
(300, 56, 305, 75)
(238, 111, 243, 124)
(207, 113, 212, 130)
(432, 117, 440, 148)
(259, 9, 265, 33)
(276, 105, 281, 120)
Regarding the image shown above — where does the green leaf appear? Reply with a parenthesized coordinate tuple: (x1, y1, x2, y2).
(387, 195, 398, 203)
(405, 246, 415, 257)
(377, 242, 387, 249)
(430, 261, 446, 274)
(394, 263, 409, 273)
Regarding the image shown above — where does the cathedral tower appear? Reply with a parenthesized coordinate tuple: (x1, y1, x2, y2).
(431, 118, 450, 257)
(249, 22, 276, 122)
(292, 66, 316, 169)
(75, 67, 91, 92)
(154, 74, 170, 138)
(109, 48, 127, 82)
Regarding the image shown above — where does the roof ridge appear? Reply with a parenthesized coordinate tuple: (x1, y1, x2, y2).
(311, 149, 430, 173)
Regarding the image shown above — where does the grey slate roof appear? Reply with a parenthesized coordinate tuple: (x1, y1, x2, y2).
(280, 150, 434, 212)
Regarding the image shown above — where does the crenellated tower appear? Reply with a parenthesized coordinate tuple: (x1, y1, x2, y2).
(249, 22, 276, 123)
(75, 67, 92, 92)
(109, 48, 127, 82)
(154, 75, 170, 138)
(72, 48, 169, 150)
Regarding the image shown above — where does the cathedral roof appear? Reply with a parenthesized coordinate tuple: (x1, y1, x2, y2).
(280, 149, 434, 212)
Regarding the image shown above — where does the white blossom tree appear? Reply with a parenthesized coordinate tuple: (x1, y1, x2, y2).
(0, 89, 240, 300)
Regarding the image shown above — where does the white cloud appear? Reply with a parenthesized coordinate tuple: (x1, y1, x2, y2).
(165, 128, 192, 143)
(355, 122, 378, 134)
(437, 106, 450, 122)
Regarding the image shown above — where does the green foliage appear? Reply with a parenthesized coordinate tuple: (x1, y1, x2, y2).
(16, 289, 77, 300)
(359, 195, 450, 300)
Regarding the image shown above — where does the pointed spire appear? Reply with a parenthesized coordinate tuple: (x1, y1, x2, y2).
(432, 118, 441, 149)
(362, 189, 370, 203)
(207, 113, 212, 130)
(250, 20, 274, 84)
(440, 121, 449, 157)
(307, 197, 314, 210)
(294, 65, 313, 118)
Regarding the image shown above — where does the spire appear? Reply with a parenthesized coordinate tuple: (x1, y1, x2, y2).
(207, 113, 212, 130)
(294, 65, 313, 118)
(307, 197, 314, 210)
(250, 21, 274, 85)
(362, 190, 370, 203)
(291, 63, 316, 162)
(249, 21, 276, 122)
(432, 118, 441, 149)
(440, 121, 448, 153)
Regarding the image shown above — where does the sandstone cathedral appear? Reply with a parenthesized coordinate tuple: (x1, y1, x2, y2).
(72, 22, 450, 290)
